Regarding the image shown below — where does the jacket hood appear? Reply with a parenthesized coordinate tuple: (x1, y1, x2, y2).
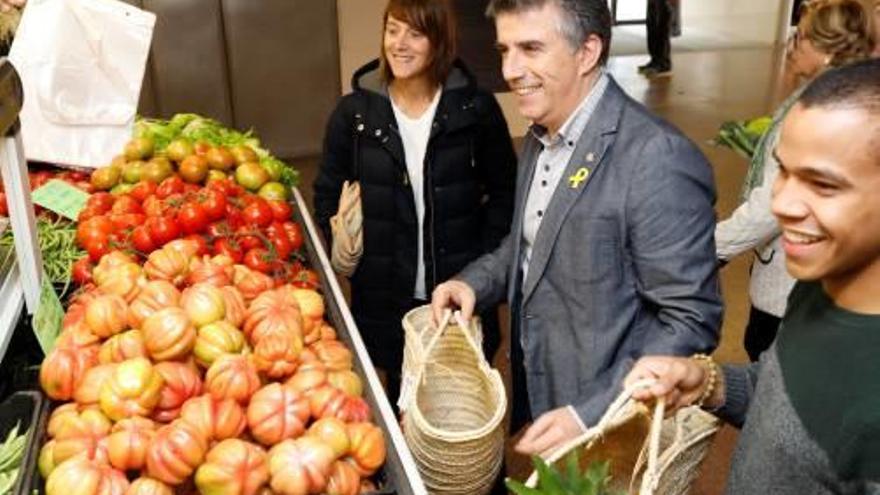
(351, 58, 476, 98)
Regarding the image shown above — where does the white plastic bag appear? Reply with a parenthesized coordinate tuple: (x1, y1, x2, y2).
(8, 0, 155, 168)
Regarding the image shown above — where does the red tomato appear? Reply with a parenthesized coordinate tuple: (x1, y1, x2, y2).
(86, 237, 111, 263)
(225, 205, 244, 230)
(282, 222, 304, 251)
(110, 195, 143, 215)
(183, 234, 210, 256)
(146, 215, 181, 246)
(130, 181, 158, 202)
(86, 192, 115, 213)
(156, 176, 185, 199)
(193, 141, 212, 156)
(176, 202, 209, 235)
(242, 199, 274, 228)
(235, 228, 263, 251)
(76, 216, 113, 248)
(109, 213, 146, 231)
(183, 183, 201, 195)
(71, 257, 93, 285)
(267, 200, 292, 222)
(200, 189, 228, 221)
(267, 232, 292, 260)
(291, 268, 320, 289)
(213, 238, 243, 263)
(0, 192, 7, 216)
(142, 196, 166, 217)
(130, 225, 157, 254)
(243, 248, 273, 273)
(77, 205, 104, 222)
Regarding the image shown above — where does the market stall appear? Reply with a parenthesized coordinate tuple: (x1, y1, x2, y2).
(0, 54, 427, 495)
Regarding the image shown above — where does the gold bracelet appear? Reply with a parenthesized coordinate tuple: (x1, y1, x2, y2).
(691, 353, 718, 408)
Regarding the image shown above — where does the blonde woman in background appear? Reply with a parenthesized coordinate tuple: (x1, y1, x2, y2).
(716, 0, 875, 361)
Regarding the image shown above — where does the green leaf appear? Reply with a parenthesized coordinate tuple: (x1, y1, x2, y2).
(533, 456, 566, 495)
(505, 479, 545, 495)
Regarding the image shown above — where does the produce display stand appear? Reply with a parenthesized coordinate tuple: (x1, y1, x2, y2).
(0, 56, 429, 495)
(289, 187, 428, 495)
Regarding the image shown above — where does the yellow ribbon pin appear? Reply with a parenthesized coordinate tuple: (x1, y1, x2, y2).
(568, 167, 590, 188)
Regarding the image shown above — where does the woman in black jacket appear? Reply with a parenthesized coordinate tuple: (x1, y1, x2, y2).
(314, 0, 517, 411)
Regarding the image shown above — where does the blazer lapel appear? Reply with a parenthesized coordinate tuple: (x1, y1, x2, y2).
(520, 80, 625, 304)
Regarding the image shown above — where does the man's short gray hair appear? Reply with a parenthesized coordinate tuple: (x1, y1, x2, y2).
(486, 0, 612, 64)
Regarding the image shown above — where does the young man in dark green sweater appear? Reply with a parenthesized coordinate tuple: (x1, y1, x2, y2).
(626, 59, 880, 494)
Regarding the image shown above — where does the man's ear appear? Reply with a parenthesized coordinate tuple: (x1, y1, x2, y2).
(576, 34, 604, 76)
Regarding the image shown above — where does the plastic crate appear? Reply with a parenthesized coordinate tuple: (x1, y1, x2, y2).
(0, 391, 49, 495)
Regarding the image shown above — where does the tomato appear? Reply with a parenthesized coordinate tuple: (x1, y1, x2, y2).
(201, 189, 227, 221)
(146, 215, 181, 246)
(129, 181, 158, 202)
(225, 205, 244, 230)
(291, 269, 320, 289)
(0, 192, 7, 216)
(77, 216, 113, 248)
(71, 257, 94, 285)
(282, 222, 304, 251)
(267, 200, 292, 222)
(213, 238, 243, 263)
(243, 248, 273, 273)
(109, 213, 146, 231)
(235, 229, 263, 251)
(86, 236, 111, 263)
(177, 202, 209, 235)
(206, 146, 236, 172)
(267, 232, 292, 260)
(86, 192, 116, 213)
(194, 141, 212, 156)
(242, 199, 274, 228)
(183, 234, 210, 256)
(77, 205, 105, 222)
(110, 195, 143, 215)
(156, 176, 185, 199)
(131, 225, 157, 253)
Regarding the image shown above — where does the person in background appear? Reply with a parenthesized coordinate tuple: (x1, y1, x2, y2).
(626, 58, 880, 494)
(314, 0, 517, 412)
(639, 0, 673, 77)
(432, 0, 721, 457)
(716, 0, 875, 361)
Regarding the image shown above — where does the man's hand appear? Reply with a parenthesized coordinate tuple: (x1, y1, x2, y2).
(0, 0, 25, 13)
(624, 356, 723, 411)
(514, 407, 586, 459)
(430, 279, 476, 324)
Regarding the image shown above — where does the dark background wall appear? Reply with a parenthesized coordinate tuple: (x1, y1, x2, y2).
(453, 0, 506, 92)
(130, 0, 340, 159)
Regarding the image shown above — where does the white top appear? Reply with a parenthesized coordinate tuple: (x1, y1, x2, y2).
(522, 72, 609, 280)
(391, 88, 442, 300)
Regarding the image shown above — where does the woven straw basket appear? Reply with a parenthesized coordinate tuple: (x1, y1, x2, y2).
(525, 380, 720, 494)
(400, 307, 507, 495)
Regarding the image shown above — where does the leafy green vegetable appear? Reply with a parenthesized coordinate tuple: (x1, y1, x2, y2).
(506, 452, 623, 495)
(711, 115, 772, 160)
(134, 113, 299, 188)
(0, 422, 28, 495)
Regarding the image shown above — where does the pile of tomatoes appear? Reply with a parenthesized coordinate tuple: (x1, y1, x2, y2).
(74, 176, 317, 289)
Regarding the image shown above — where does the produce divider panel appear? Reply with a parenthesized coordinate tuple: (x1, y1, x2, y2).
(290, 187, 426, 495)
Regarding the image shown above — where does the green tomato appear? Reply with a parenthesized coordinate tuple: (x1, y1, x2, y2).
(121, 160, 146, 184)
(110, 183, 135, 195)
(206, 170, 228, 183)
(258, 182, 288, 201)
(235, 162, 270, 191)
(260, 159, 284, 182)
(91, 166, 121, 191)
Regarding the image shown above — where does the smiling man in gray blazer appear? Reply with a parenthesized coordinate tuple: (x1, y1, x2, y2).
(431, 0, 722, 457)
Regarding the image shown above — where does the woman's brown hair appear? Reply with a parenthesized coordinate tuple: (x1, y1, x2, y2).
(800, 0, 874, 67)
(380, 0, 457, 86)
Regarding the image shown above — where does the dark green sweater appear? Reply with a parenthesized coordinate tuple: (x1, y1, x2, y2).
(717, 282, 880, 494)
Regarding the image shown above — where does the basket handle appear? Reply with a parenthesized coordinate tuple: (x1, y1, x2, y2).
(421, 309, 483, 359)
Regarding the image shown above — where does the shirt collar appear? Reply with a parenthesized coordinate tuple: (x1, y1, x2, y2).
(531, 70, 609, 148)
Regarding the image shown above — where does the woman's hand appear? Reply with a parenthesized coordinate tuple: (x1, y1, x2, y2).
(624, 355, 724, 412)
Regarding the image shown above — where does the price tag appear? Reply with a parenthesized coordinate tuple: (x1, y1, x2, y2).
(31, 179, 90, 220)
(32, 273, 62, 354)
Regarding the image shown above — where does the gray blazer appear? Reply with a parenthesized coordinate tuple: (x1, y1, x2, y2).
(459, 78, 722, 425)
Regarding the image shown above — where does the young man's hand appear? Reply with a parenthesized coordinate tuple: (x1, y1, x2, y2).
(0, 0, 25, 13)
(624, 356, 724, 411)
